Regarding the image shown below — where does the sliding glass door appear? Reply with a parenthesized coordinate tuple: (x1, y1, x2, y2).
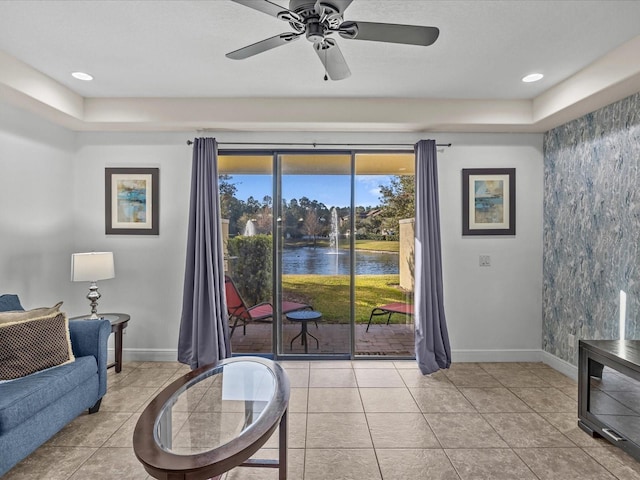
(277, 153, 352, 357)
(219, 149, 415, 359)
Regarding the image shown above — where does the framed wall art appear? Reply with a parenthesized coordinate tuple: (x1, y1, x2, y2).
(105, 167, 159, 235)
(462, 168, 515, 236)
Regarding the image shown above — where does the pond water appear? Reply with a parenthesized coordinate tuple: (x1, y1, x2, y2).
(282, 247, 399, 275)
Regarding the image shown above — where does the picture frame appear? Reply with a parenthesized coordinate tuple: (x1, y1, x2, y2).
(105, 167, 159, 235)
(462, 168, 515, 236)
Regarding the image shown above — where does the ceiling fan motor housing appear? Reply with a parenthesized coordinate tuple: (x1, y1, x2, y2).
(289, 0, 343, 42)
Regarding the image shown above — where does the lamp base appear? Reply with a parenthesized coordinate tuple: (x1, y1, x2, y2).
(87, 281, 101, 320)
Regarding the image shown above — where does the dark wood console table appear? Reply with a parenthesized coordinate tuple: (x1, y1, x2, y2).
(578, 340, 640, 461)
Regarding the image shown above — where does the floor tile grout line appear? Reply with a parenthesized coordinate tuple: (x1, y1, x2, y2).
(578, 445, 625, 480)
(511, 445, 624, 479)
(440, 447, 469, 480)
(55, 444, 99, 480)
(508, 446, 544, 480)
(99, 411, 135, 449)
(301, 379, 309, 480)
(477, 409, 579, 452)
(358, 381, 384, 480)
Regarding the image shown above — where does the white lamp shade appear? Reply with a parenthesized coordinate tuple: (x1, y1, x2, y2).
(71, 252, 115, 282)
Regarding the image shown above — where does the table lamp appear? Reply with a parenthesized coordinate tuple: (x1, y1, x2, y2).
(71, 252, 115, 319)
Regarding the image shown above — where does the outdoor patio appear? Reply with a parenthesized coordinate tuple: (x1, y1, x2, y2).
(230, 322, 415, 357)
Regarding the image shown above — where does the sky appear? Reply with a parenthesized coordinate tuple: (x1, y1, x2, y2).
(228, 174, 393, 208)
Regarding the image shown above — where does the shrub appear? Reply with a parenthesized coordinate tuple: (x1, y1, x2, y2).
(355, 232, 399, 242)
(227, 235, 272, 305)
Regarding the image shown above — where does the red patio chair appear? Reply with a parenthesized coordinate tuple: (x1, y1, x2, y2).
(224, 275, 313, 337)
(366, 302, 414, 332)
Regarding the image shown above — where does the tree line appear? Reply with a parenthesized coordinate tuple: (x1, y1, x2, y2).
(219, 174, 414, 240)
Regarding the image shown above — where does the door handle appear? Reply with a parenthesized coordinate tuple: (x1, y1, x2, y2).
(601, 428, 626, 442)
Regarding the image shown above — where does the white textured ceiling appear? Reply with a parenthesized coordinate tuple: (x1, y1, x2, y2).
(1, 0, 640, 132)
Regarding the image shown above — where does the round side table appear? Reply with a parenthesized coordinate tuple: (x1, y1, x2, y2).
(287, 310, 321, 353)
(69, 313, 130, 373)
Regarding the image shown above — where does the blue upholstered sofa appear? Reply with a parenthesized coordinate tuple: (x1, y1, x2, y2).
(0, 295, 110, 476)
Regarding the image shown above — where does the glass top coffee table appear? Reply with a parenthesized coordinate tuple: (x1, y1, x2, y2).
(133, 357, 290, 480)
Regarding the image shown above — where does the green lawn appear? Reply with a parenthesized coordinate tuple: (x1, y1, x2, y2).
(351, 239, 399, 253)
(282, 274, 411, 324)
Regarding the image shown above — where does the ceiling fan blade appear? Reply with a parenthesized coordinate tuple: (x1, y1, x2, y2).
(339, 21, 439, 46)
(314, 39, 351, 80)
(226, 32, 301, 60)
(230, 0, 302, 25)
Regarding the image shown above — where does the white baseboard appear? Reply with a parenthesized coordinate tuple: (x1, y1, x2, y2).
(451, 349, 542, 363)
(120, 348, 548, 364)
(541, 350, 578, 380)
(116, 348, 179, 363)
(118, 348, 578, 382)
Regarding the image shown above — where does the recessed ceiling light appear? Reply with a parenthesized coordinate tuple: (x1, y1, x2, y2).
(71, 72, 93, 81)
(522, 73, 544, 83)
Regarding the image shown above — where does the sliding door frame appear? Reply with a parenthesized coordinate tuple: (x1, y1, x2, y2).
(219, 147, 414, 361)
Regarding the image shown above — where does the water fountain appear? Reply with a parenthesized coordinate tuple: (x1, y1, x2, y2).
(243, 219, 256, 236)
(328, 207, 339, 255)
(282, 206, 399, 275)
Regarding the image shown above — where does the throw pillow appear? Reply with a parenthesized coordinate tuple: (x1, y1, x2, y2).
(0, 294, 24, 312)
(0, 311, 75, 381)
(0, 301, 63, 324)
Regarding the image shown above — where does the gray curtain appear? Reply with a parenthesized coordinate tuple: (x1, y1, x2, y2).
(414, 139, 451, 374)
(178, 137, 231, 369)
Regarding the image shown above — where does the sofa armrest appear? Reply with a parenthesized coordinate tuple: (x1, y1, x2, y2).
(69, 319, 111, 398)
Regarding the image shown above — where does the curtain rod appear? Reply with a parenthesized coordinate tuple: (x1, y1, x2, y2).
(185, 140, 452, 147)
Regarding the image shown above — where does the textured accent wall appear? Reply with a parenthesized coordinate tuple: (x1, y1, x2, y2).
(543, 92, 640, 365)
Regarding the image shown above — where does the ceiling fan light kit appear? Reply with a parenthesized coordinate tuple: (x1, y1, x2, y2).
(226, 0, 439, 81)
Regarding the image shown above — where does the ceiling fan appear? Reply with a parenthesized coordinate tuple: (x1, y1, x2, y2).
(226, 0, 439, 80)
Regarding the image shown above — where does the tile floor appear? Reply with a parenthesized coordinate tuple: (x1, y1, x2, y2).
(5, 360, 640, 480)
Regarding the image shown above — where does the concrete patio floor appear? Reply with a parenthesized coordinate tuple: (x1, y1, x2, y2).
(230, 321, 415, 357)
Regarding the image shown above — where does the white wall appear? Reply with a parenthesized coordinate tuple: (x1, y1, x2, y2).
(0, 105, 544, 361)
(70, 131, 543, 362)
(437, 133, 543, 362)
(0, 102, 76, 306)
(71, 132, 192, 359)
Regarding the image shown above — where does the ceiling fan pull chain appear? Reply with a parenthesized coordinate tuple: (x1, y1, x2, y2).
(324, 43, 329, 81)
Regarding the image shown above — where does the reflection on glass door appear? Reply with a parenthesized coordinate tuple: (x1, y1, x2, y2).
(218, 153, 274, 355)
(277, 154, 352, 357)
(354, 153, 415, 357)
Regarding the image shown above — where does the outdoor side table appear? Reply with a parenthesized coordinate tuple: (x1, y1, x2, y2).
(287, 310, 321, 353)
(69, 312, 130, 373)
